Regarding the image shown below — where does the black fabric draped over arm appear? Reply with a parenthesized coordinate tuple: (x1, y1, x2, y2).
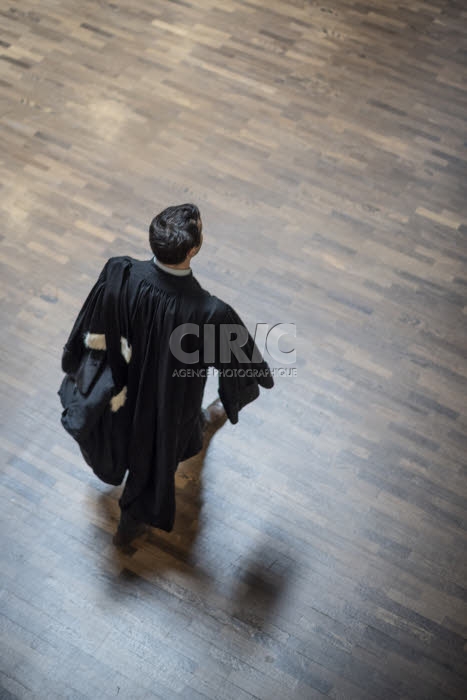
(61, 257, 132, 392)
(61, 261, 110, 376)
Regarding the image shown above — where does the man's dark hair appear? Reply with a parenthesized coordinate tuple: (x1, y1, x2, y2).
(149, 203, 201, 265)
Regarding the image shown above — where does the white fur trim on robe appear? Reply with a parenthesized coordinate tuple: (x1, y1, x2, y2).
(120, 336, 132, 364)
(84, 333, 132, 363)
(84, 332, 106, 351)
(110, 386, 127, 412)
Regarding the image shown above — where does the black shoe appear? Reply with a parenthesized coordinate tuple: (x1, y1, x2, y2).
(113, 511, 147, 547)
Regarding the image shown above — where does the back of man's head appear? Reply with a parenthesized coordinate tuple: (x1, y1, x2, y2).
(149, 203, 201, 265)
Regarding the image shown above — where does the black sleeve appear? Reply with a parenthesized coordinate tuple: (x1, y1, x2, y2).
(61, 260, 110, 375)
(213, 302, 274, 424)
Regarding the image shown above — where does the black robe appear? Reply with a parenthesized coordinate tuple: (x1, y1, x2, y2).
(61, 256, 273, 531)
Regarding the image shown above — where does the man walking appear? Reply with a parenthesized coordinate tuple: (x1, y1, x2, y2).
(60, 204, 274, 546)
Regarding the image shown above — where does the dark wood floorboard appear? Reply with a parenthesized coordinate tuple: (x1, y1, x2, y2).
(1, 1, 467, 698)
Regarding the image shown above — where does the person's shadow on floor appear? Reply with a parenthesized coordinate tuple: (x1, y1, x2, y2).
(96, 414, 294, 635)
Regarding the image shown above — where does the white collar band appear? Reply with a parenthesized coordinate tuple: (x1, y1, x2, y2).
(153, 256, 192, 277)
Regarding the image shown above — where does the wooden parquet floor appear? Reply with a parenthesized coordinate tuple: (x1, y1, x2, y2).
(1, 1, 467, 699)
